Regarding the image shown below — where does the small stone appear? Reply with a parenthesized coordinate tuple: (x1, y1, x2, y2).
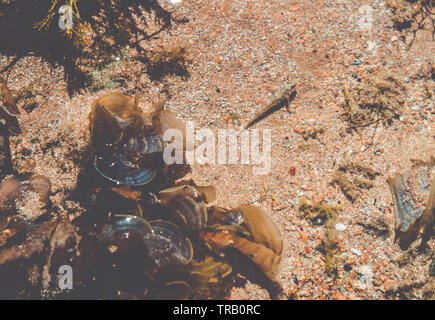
(299, 231, 308, 243)
(391, 36, 398, 41)
(366, 40, 377, 55)
(358, 265, 373, 278)
(170, 0, 182, 3)
(351, 248, 362, 256)
(335, 223, 347, 231)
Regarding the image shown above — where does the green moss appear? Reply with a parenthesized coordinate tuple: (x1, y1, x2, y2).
(19, 86, 36, 100)
(296, 143, 312, 152)
(298, 197, 339, 225)
(355, 177, 374, 189)
(324, 218, 340, 278)
(229, 112, 241, 126)
(325, 252, 339, 278)
(315, 217, 341, 279)
(333, 161, 379, 202)
(333, 171, 360, 202)
(299, 198, 342, 278)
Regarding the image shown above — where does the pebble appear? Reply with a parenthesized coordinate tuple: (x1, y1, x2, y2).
(366, 40, 377, 55)
(299, 231, 308, 242)
(358, 265, 373, 278)
(351, 248, 362, 256)
(170, 0, 182, 3)
(335, 223, 347, 231)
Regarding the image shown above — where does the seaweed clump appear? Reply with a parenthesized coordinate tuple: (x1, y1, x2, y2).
(319, 219, 341, 279)
(342, 70, 406, 130)
(298, 197, 339, 226)
(386, 0, 434, 46)
(332, 161, 380, 202)
(298, 197, 341, 279)
(0, 1, 175, 92)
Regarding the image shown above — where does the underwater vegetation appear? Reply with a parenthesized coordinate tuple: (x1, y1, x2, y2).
(342, 69, 406, 130)
(0, 0, 178, 93)
(95, 191, 283, 298)
(298, 197, 341, 279)
(89, 92, 185, 186)
(86, 93, 284, 298)
(333, 161, 380, 202)
(0, 91, 284, 299)
(0, 1, 432, 300)
(386, 0, 434, 47)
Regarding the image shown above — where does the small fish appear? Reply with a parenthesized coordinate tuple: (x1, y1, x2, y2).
(244, 81, 297, 129)
(0, 77, 20, 116)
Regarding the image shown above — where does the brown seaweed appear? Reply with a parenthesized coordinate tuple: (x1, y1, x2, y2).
(89, 93, 186, 186)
